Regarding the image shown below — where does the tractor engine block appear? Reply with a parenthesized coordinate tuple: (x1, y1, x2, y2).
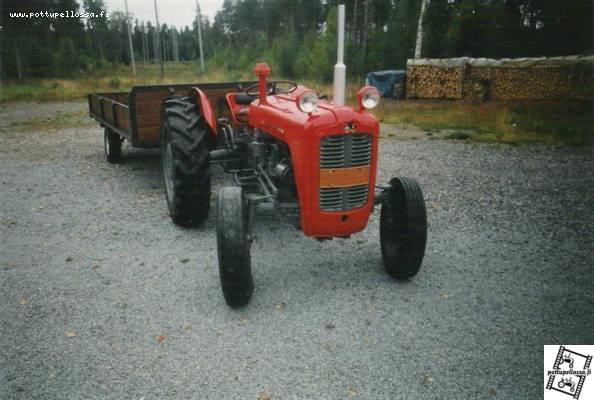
(216, 125, 297, 207)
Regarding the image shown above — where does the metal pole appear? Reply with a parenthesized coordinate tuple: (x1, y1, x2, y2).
(153, 0, 164, 75)
(196, 0, 205, 72)
(333, 4, 346, 106)
(124, 0, 136, 76)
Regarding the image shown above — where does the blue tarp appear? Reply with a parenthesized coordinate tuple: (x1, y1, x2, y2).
(366, 70, 406, 97)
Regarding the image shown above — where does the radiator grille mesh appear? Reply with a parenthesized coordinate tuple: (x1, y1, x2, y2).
(319, 185, 369, 211)
(320, 133, 372, 168)
(319, 133, 372, 211)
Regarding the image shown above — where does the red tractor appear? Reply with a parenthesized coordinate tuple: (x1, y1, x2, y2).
(159, 63, 428, 307)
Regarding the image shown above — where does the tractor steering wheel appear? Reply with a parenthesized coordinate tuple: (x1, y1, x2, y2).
(245, 80, 298, 97)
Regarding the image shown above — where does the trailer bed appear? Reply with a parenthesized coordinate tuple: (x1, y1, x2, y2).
(88, 82, 255, 148)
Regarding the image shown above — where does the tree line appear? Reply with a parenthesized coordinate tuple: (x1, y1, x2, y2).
(1, 0, 592, 80)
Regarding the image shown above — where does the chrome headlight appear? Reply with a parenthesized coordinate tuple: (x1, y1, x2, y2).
(357, 86, 380, 110)
(298, 91, 318, 113)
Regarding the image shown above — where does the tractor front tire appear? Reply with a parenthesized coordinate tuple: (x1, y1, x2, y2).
(161, 96, 211, 227)
(217, 186, 253, 307)
(104, 128, 122, 163)
(380, 177, 427, 279)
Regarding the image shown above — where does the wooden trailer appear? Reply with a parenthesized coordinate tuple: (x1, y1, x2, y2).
(88, 81, 255, 149)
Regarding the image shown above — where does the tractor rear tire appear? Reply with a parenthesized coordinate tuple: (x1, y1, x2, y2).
(217, 186, 253, 307)
(380, 177, 427, 279)
(161, 96, 211, 227)
(104, 128, 122, 163)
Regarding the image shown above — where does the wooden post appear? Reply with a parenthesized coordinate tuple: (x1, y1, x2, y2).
(142, 24, 148, 64)
(196, 0, 205, 72)
(152, 28, 158, 63)
(153, 0, 164, 75)
(14, 41, 23, 79)
(353, 0, 358, 46)
(172, 29, 179, 62)
(362, 0, 369, 60)
(124, 0, 136, 76)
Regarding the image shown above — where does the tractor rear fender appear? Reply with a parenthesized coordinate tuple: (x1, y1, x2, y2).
(190, 87, 217, 137)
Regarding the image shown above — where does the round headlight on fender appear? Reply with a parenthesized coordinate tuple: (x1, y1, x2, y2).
(298, 91, 318, 113)
(357, 86, 380, 110)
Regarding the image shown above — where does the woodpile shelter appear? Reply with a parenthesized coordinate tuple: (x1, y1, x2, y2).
(405, 56, 594, 101)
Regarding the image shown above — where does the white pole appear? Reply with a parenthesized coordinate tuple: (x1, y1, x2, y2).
(196, 0, 205, 72)
(333, 4, 346, 106)
(124, 0, 136, 76)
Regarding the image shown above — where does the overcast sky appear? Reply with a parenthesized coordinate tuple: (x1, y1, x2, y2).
(86, 0, 225, 29)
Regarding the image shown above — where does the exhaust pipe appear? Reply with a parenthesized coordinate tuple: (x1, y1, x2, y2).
(333, 4, 346, 106)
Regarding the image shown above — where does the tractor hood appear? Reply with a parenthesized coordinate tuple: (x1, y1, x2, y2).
(247, 85, 380, 238)
(248, 86, 379, 139)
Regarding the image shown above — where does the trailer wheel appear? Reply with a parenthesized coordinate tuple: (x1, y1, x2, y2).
(380, 177, 427, 279)
(217, 186, 253, 307)
(161, 96, 211, 227)
(104, 128, 122, 163)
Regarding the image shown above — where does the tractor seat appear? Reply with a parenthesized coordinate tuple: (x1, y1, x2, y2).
(234, 93, 256, 105)
(235, 107, 250, 123)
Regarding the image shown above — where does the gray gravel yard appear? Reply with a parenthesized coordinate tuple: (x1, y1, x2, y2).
(1, 101, 592, 399)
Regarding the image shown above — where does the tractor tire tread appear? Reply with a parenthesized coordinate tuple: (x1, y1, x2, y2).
(380, 177, 427, 279)
(217, 186, 254, 307)
(161, 95, 211, 226)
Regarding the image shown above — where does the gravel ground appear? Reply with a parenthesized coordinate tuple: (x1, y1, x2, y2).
(1, 101, 592, 399)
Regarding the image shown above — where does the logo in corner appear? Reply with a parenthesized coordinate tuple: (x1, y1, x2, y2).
(545, 345, 593, 399)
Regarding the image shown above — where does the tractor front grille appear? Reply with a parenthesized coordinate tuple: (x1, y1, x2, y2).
(319, 133, 372, 211)
(319, 185, 369, 211)
(320, 133, 372, 168)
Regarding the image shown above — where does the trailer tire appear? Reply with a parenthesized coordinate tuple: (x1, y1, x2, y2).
(161, 96, 211, 227)
(380, 177, 427, 279)
(217, 186, 253, 307)
(104, 128, 122, 163)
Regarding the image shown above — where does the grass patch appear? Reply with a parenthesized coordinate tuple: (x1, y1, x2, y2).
(374, 99, 593, 145)
(444, 130, 472, 140)
(0, 61, 350, 104)
(0, 62, 250, 103)
(2, 64, 592, 145)
(8, 110, 92, 132)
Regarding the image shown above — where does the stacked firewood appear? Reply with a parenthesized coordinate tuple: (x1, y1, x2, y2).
(405, 65, 464, 99)
(406, 56, 594, 101)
